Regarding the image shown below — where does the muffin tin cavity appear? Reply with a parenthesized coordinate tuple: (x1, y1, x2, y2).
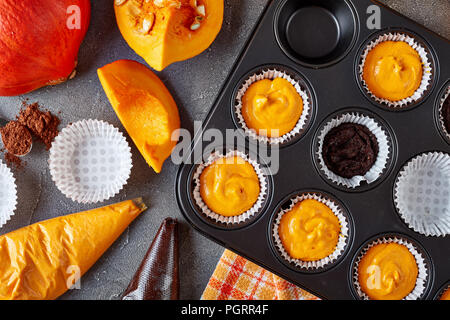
(269, 190, 353, 274)
(274, 0, 358, 68)
(435, 81, 450, 144)
(188, 148, 272, 230)
(232, 64, 315, 146)
(312, 108, 396, 192)
(434, 281, 450, 300)
(355, 29, 436, 111)
(394, 152, 450, 237)
(350, 233, 433, 300)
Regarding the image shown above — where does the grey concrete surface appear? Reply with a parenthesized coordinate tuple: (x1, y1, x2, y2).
(0, 0, 448, 300)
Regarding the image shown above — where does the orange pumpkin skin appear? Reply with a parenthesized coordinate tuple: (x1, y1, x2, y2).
(98, 60, 181, 173)
(114, 0, 224, 71)
(0, 0, 91, 96)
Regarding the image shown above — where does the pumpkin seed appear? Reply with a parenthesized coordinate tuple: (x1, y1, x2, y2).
(190, 16, 203, 30)
(115, 0, 128, 5)
(196, 4, 205, 16)
(190, 22, 201, 30)
(168, 0, 181, 8)
(131, 0, 144, 7)
(128, 4, 141, 17)
(153, 0, 181, 8)
(141, 13, 155, 34)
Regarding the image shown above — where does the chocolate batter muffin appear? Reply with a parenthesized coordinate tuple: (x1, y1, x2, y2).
(442, 92, 450, 135)
(323, 123, 379, 178)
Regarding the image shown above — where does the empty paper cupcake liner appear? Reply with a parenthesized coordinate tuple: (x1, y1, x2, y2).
(315, 112, 392, 189)
(49, 119, 132, 204)
(192, 150, 268, 225)
(234, 68, 312, 145)
(272, 192, 350, 271)
(438, 85, 450, 142)
(352, 235, 429, 300)
(394, 152, 450, 237)
(358, 32, 433, 109)
(0, 160, 17, 228)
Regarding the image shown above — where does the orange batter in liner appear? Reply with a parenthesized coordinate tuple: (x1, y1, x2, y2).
(363, 41, 423, 101)
(199, 156, 260, 217)
(278, 199, 341, 261)
(242, 78, 303, 138)
(358, 242, 418, 300)
(440, 288, 450, 300)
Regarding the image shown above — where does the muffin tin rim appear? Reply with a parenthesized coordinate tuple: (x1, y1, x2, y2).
(433, 280, 450, 300)
(175, 0, 450, 299)
(267, 189, 355, 275)
(353, 27, 439, 112)
(273, 0, 361, 69)
(434, 79, 450, 145)
(348, 231, 435, 300)
(311, 106, 398, 193)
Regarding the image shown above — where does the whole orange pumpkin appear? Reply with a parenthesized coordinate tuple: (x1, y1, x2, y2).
(0, 0, 91, 96)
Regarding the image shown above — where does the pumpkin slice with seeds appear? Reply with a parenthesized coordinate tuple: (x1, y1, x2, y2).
(114, 0, 223, 71)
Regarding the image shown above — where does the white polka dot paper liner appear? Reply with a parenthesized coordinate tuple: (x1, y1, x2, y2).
(394, 152, 450, 237)
(49, 119, 132, 204)
(0, 160, 17, 228)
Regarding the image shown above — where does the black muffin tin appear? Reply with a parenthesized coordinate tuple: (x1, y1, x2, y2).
(176, 0, 450, 299)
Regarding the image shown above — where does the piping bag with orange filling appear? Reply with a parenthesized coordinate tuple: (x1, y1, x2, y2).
(122, 218, 179, 300)
(0, 198, 147, 300)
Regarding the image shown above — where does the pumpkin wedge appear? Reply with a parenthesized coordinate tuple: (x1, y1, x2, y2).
(98, 60, 180, 173)
(114, 0, 224, 71)
(0, 198, 147, 300)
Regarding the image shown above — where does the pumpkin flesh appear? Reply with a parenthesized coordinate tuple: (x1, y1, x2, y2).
(98, 60, 180, 173)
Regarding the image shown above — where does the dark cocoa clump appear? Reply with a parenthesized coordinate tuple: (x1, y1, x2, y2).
(0, 121, 32, 156)
(18, 102, 60, 150)
(322, 123, 379, 178)
(0, 102, 61, 170)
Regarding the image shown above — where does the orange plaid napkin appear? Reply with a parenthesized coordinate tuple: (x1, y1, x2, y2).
(201, 250, 319, 300)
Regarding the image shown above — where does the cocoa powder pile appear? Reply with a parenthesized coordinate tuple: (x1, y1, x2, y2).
(0, 102, 61, 169)
(0, 121, 32, 156)
(18, 102, 60, 150)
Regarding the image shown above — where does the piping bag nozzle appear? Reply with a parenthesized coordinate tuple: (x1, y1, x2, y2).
(122, 217, 179, 300)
